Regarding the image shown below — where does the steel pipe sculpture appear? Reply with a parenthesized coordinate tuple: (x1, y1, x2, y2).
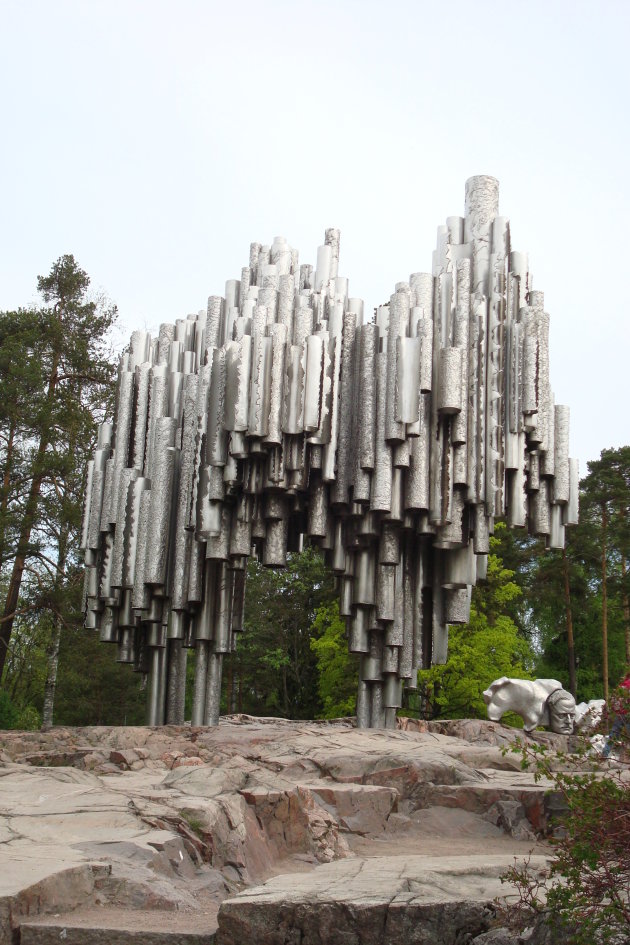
(81, 176, 578, 728)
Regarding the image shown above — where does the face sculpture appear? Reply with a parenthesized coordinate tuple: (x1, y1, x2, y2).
(548, 691, 576, 734)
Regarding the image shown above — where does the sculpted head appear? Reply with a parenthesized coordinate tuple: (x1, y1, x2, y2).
(547, 689, 576, 734)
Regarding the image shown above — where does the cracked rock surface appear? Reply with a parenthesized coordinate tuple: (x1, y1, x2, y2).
(0, 717, 565, 943)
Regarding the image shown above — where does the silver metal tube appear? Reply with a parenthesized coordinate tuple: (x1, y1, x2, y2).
(165, 638, 187, 724)
(372, 351, 392, 512)
(204, 653, 223, 726)
(191, 641, 209, 726)
(370, 682, 386, 730)
(146, 645, 167, 726)
(356, 677, 370, 728)
(357, 323, 377, 469)
(144, 419, 177, 588)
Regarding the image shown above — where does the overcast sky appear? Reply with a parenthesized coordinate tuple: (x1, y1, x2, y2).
(1, 0, 628, 475)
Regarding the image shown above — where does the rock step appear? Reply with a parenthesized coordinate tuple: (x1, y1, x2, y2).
(215, 853, 550, 945)
(414, 776, 550, 832)
(19, 909, 218, 945)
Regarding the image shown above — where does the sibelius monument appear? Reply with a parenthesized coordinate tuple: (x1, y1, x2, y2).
(80, 176, 577, 728)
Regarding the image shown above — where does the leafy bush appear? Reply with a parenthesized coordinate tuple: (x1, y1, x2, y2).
(310, 601, 358, 718)
(0, 690, 18, 729)
(500, 732, 630, 944)
(417, 536, 534, 719)
(0, 691, 41, 730)
(15, 705, 41, 730)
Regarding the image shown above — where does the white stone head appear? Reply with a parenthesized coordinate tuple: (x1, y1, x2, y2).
(546, 688, 576, 734)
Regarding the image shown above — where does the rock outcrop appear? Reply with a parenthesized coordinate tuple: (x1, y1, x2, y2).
(0, 717, 581, 944)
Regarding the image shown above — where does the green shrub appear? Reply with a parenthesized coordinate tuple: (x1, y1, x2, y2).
(500, 733, 630, 944)
(15, 705, 41, 730)
(0, 690, 18, 729)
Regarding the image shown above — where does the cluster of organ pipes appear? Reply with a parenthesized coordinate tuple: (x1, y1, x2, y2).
(81, 175, 578, 729)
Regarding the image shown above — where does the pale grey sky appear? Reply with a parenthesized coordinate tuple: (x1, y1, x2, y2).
(1, 0, 628, 474)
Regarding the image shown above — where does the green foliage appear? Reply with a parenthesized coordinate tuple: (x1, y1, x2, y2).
(518, 448, 630, 700)
(417, 527, 534, 720)
(0, 687, 40, 730)
(14, 705, 41, 730)
(54, 622, 146, 726)
(3, 610, 50, 715)
(501, 730, 630, 944)
(223, 547, 337, 719)
(481, 528, 524, 616)
(0, 689, 17, 729)
(310, 601, 358, 718)
(222, 547, 359, 721)
(179, 810, 206, 839)
(0, 256, 122, 723)
(417, 614, 534, 720)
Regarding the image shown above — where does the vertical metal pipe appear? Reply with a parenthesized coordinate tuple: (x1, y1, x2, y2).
(191, 641, 209, 726)
(356, 677, 370, 728)
(370, 682, 386, 730)
(204, 653, 223, 726)
(147, 645, 166, 726)
(166, 638, 187, 724)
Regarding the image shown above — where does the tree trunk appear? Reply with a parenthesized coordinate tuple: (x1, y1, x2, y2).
(0, 462, 47, 682)
(41, 624, 61, 730)
(41, 523, 69, 729)
(622, 557, 630, 666)
(601, 503, 609, 705)
(0, 352, 59, 684)
(562, 548, 577, 698)
(282, 664, 289, 717)
(0, 417, 16, 574)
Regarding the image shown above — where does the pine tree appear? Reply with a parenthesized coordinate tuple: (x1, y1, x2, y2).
(0, 256, 116, 699)
(578, 448, 630, 701)
(523, 449, 630, 703)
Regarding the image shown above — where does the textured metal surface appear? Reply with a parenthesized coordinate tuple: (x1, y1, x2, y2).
(83, 177, 577, 729)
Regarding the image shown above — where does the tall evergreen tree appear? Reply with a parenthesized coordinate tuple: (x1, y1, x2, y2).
(0, 256, 116, 698)
(579, 448, 630, 701)
(520, 448, 630, 702)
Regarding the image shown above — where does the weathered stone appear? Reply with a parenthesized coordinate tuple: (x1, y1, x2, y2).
(241, 785, 350, 862)
(471, 929, 521, 944)
(110, 749, 140, 769)
(19, 908, 220, 944)
(423, 717, 583, 754)
(172, 756, 205, 769)
(82, 751, 109, 771)
(99, 761, 124, 774)
(161, 750, 184, 769)
(305, 782, 398, 835)
(0, 718, 589, 944)
(22, 747, 95, 767)
(483, 799, 537, 841)
(215, 854, 550, 945)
